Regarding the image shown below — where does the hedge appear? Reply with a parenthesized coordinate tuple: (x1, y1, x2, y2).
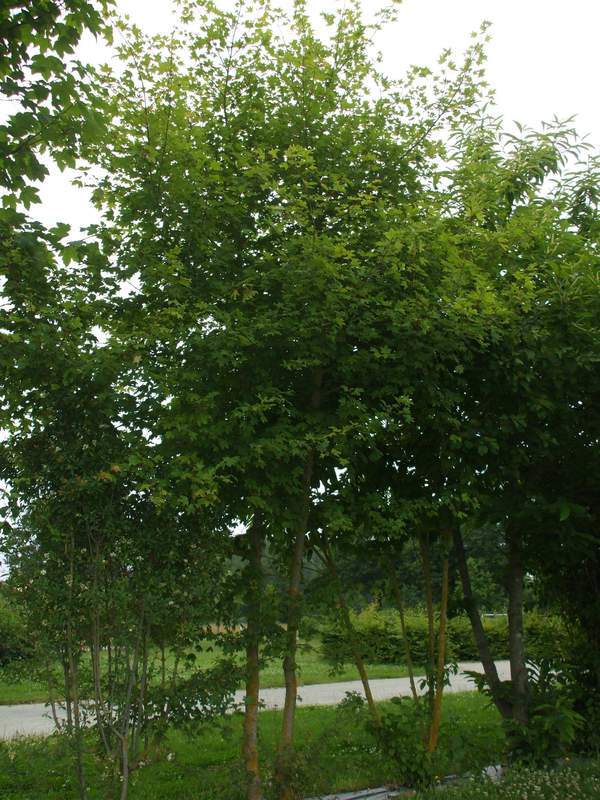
(320, 605, 570, 666)
(0, 592, 32, 666)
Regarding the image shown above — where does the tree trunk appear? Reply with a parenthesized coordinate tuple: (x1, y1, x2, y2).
(453, 527, 512, 719)
(388, 566, 419, 703)
(91, 614, 111, 758)
(280, 473, 311, 750)
(277, 368, 322, 800)
(320, 542, 381, 727)
(65, 533, 86, 800)
(117, 615, 143, 800)
(131, 624, 149, 761)
(427, 554, 449, 753)
(66, 646, 86, 800)
(119, 735, 129, 800)
(243, 517, 264, 800)
(388, 563, 427, 744)
(506, 526, 529, 726)
(419, 533, 435, 716)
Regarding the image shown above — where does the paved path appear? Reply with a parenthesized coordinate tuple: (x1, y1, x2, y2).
(0, 661, 510, 739)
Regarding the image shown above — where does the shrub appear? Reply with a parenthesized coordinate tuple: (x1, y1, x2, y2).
(320, 605, 570, 666)
(416, 761, 600, 800)
(368, 696, 436, 788)
(507, 659, 585, 764)
(0, 591, 32, 666)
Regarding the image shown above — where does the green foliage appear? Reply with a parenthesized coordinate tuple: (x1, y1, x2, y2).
(416, 761, 600, 800)
(560, 639, 600, 754)
(0, 693, 504, 799)
(0, 589, 31, 666)
(0, 636, 416, 705)
(369, 696, 436, 788)
(1, 0, 600, 796)
(467, 657, 587, 764)
(506, 660, 585, 764)
(321, 606, 570, 665)
(0, 0, 114, 205)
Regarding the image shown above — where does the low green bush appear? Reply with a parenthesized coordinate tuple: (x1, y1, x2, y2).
(368, 696, 436, 788)
(0, 590, 32, 666)
(416, 761, 600, 800)
(321, 605, 570, 666)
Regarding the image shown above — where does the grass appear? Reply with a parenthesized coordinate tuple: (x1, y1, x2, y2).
(0, 692, 505, 799)
(0, 639, 416, 705)
(0, 675, 52, 705)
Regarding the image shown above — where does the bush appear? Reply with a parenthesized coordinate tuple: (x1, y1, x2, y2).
(320, 605, 570, 666)
(368, 696, 436, 788)
(506, 659, 585, 764)
(417, 761, 600, 800)
(0, 590, 32, 666)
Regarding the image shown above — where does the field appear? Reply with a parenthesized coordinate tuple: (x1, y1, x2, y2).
(0, 639, 414, 705)
(0, 692, 504, 799)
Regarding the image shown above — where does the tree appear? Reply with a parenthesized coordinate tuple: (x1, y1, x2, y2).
(86, 2, 490, 796)
(0, 0, 112, 204)
(438, 118, 600, 733)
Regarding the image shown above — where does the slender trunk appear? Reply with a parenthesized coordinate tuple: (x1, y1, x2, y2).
(69, 657, 87, 800)
(90, 540, 111, 755)
(46, 659, 62, 732)
(453, 528, 512, 719)
(65, 533, 86, 800)
(169, 651, 180, 700)
(63, 657, 74, 732)
(107, 638, 113, 695)
(157, 648, 180, 733)
(506, 527, 529, 726)
(388, 567, 419, 704)
(243, 517, 264, 800)
(280, 370, 322, 747)
(278, 505, 309, 800)
(119, 735, 129, 800)
(321, 543, 381, 727)
(277, 368, 323, 800)
(91, 539, 111, 758)
(154, 646, 180, 745)
(419, 533, 435, 716)
(91, 614, 111, 758)
(427, 555, 449, 753)
(117, 616, 143, 800)
(131, 625, 149, 760)
(280, 469, 311, 747)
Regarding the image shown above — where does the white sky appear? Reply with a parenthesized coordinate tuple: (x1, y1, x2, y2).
(34, 0, 600, 233)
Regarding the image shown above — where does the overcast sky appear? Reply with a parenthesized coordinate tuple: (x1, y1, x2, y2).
(34, 0, 600, 234)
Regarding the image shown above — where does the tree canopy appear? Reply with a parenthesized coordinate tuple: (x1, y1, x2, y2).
(1, 2, 599, 799)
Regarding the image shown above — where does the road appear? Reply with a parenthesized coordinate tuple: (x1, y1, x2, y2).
(0, 660, 510, 738)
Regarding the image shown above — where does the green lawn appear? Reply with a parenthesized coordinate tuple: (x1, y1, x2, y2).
(0, 692, 505, 800)
(0, 640, 416, 705)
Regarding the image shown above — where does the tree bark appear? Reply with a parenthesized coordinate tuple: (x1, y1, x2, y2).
(427, 554, 449, 753)
(277, 367, 323, 800)
(419, 533, 436, 716)
(243, 517, 264, 800)
(453, 528, 513, 719)
(280, 369, 322, 746)
(91, 614, 111, 758)
(388, 566, 419, 704)
(280, 451, 313, 748)
(506, 526, 529, 726)
(320, 542, 381, 728)
(65, 533, 86, 800)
